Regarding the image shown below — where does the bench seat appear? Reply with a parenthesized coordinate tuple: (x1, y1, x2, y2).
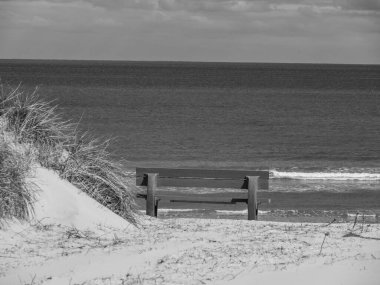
(136, 192, 249, 204)
(135, 167, 269, 220)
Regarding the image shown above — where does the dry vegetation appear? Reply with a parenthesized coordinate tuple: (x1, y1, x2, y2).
(0, 84, 137, 224)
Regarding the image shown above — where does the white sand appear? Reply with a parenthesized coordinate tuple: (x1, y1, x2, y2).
(1, 167, 380, 284)
(28, 167, 134, 232)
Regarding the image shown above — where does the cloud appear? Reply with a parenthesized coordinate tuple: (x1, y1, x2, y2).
(79, 0, 380, 14)
(0, 0, 126, 30)
(340, 0, 380, 11)
(0, 0, 379, 63)
(1, 0, 379, 34)
(2, 0, 380, 14)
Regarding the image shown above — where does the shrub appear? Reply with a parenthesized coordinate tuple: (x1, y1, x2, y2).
(0, 84, 138, 225)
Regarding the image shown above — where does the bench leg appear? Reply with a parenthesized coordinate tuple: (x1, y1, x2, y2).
(155, 199, 158, 217)
(247, 176, 258, 221)
(146, 173, 158, 217)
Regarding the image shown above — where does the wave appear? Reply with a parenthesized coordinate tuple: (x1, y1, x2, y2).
(216, 209, 270, 215)
(130, 169, 380, 181)
(271, 170, 380, 181)
(138, 209, 196, 213)
(347, 212, 377, 218)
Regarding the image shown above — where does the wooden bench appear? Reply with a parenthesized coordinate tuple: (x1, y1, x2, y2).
(136, 167, 269, 220)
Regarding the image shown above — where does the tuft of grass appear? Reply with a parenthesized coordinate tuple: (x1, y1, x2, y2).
(0, 84, 138, 225)
(1, 84, 74, 148)
(0, 140, 35, 221)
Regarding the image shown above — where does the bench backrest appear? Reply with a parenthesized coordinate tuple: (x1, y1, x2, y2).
(136, 167, 269, 190)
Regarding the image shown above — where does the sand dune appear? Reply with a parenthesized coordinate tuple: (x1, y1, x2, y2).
(29, 167, 134, 232)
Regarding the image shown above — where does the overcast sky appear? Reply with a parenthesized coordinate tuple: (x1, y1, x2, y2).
(0, 0, 379, 63)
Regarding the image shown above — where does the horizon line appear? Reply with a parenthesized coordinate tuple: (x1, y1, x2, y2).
(0, 58, 379, 66)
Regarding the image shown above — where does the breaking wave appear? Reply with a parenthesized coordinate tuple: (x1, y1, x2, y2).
(271, 170, 380, 181)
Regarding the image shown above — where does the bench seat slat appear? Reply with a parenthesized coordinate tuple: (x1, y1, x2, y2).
(137, 177, 268, 189)
(136, 167, 269, 180)
(136, 192, 249, 204)
(136, 168, 269, 190)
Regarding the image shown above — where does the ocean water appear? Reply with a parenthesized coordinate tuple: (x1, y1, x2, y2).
(1, 59, 380, 222)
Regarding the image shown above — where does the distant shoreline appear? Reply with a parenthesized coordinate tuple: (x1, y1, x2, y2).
(1, 58, 380, 66)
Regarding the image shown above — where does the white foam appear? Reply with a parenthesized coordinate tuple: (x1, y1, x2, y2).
(215, 210, 270, 215)
(347, 213, 377, 218)
(159, 208, 198, 212)
(139, 208, 196, 213)
(271, 170, 380, 180)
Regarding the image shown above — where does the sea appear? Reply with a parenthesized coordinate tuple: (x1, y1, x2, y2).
(1, 59, 380, 223)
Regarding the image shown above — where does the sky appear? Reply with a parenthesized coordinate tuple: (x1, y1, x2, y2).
(0, 0, 379, 64)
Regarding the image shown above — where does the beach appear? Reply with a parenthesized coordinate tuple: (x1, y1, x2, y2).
(0, 60, 379, 284)
(1, 217, 380, 284)
(0, 166, 379, 285)
(1, 0, 380, 281)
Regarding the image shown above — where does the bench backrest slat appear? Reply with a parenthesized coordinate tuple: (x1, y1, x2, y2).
(136, 167, 269, 189)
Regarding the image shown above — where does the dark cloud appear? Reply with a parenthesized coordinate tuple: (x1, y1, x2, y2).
(82, 0, 263, 12)
(2, 0, 380, 13)
(340, 0, 380, 11)
(76, 0, 380, 17)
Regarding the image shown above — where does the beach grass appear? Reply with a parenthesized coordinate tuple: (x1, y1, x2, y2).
(0, 139, 34, 221)
(0, 84, 137, 224)
(59, 133, 138, 224)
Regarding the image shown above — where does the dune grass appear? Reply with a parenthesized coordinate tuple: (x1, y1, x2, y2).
(0, 84, 138, 225)
(60, 133, 138, 223)
(0, 141, 33, 221)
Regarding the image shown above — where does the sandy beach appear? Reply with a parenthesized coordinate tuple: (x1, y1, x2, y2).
(0, 166, 379, 284)
(1, 217, 380, 285)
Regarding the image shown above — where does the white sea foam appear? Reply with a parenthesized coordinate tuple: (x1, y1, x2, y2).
(139, 208, 197, 213)
(271, 170, 380, 181)
(215, 210, 270, 215)
(347, 213, 377, 218)
(160, 208, 199, 212)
